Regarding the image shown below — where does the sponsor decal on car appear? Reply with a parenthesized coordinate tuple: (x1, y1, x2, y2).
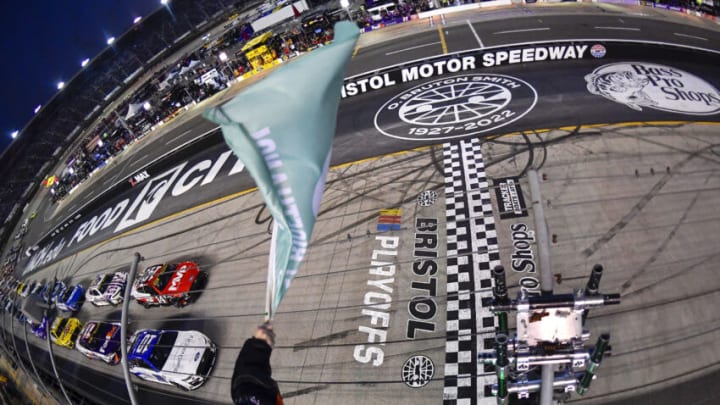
(168, 266, 189, 292)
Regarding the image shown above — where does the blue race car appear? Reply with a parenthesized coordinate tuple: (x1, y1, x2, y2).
(51, 281, 67, 302)
(30, 316, 48, 339)
(56, 284, 85, 313)
(41, 281, 66, 304)
(128, 329, 217, 391)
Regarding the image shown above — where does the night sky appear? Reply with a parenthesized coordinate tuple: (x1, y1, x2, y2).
(0, 1, 163, 153)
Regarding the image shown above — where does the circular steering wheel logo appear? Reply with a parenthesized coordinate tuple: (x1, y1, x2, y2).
(375, 74, 537, 141)
(401, 355, 435, 388)
(399, 81, 512, 125)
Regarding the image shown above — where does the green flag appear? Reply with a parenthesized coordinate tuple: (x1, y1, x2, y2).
(204, 22, 359, 318)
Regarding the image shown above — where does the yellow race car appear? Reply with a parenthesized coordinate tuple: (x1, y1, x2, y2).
(50, 317, 83, 349)
(15, 281, 26, 296)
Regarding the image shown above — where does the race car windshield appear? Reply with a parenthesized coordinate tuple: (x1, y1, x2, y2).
(98, 275, 111, 292)
(153, 264, 177, 291)
(86, 323, 118, 350)
(149, 331, 178, 369)
(54, 318, 68, 334)
(60, 288, 73, 301)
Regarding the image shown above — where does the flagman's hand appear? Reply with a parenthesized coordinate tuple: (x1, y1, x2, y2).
(254, 322, 275, 348)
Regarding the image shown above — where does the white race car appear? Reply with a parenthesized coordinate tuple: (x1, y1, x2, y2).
(86, 272, 127, 306)
(127, 329, 217, 391)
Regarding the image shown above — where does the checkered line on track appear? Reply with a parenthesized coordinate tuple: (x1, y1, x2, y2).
(443, 138, 500, 405)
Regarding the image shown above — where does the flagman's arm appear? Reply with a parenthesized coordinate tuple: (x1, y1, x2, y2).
(231, 323, 283, 404)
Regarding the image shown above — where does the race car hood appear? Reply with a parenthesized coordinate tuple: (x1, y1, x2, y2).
(59, 285, 83, 309)
(97, 325, 122, 355)
(78, 322, 120, 354)
(103, 283, 123, 300)
(164, 263, 199, 294)
(32, 317, 48, 338)
(161, 331, 209, 376)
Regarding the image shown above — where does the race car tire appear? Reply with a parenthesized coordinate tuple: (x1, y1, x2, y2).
(142, 301, 152, 309)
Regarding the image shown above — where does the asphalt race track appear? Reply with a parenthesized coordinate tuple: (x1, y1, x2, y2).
(4, 4, 720, 405)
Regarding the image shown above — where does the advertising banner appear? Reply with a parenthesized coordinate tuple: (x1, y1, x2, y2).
(493, 177, 528, 219)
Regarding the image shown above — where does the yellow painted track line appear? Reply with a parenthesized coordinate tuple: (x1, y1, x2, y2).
(352, 43, 360, 58)
(437, 25, 448, 54)
(64, 187, 259, 260)
(332, 145, 431, 169)
(43, 120, 720, 268)
(101, 120, 716, 232)
(495, 120, 720, 138)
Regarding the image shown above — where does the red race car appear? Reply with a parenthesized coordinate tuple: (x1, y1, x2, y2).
(130, 261, 207, 308)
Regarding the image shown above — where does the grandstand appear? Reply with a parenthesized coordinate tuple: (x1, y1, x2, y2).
(0, 0, 265, 247)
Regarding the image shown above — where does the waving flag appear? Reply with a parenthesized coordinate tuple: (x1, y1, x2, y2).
(204, 22, 359, 319)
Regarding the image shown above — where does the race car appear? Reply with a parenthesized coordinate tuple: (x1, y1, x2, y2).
(30, 316, 48, 340)
(3, 298, 13, 313)
(56, 284, 85, 313)
(50, 316, 83, 349)
(52, 282, 68, 302)
(42, 281, 66, 304)
(86, 272, 127, 306)
(26, 280, 38, 295)
(128, 329, 216, 391)
(76, 321, 123, 365)
(29, 280, 44, 296)
(16, 282, 29, 298)
(131, 261, 207, 308)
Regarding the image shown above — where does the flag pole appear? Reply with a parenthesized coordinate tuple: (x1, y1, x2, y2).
(265, 221, 279, 322)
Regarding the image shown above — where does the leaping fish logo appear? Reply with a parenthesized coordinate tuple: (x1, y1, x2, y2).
(585, 70, 655, 111)
(584, 62, 720, 115)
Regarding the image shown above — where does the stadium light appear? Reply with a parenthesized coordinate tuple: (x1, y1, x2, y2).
(34, 105, 42, 114)
(133, 16, 142, 24)
(107, 37, 115, 45)
(68, 167, 74, 175)
(143, 101, 152, 111)
(340, 0, 352, 20)
(98, 140, 104, 147)
(81, 58, 90, 67)
(57, 81, 65, 90)
(161, 0, 169, 4)
(10, 130, 18, 139)
(218, 52, 228, 62)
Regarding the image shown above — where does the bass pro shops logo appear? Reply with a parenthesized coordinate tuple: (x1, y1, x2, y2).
(374, 74, 537, 141)
(585, 62, 720, 115)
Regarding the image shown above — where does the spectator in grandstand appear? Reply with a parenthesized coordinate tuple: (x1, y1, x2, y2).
(231, 322, 283, 405)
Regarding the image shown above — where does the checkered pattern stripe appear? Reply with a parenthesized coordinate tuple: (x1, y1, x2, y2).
(442, 138, 501, 405)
